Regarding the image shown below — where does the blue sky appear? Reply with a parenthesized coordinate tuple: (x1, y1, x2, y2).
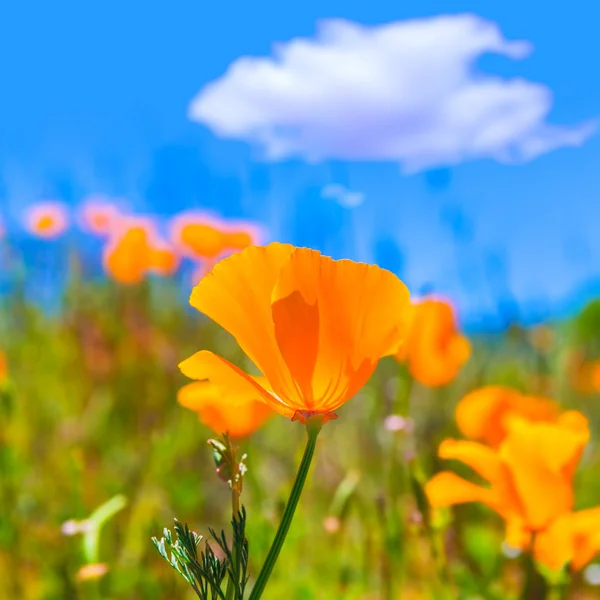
(1, 0, 599, 328)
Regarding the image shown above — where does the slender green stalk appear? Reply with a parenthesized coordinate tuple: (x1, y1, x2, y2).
(521, 551, 549, 600)
(248, 421, 322, 600)
(225, 490, 242, 600)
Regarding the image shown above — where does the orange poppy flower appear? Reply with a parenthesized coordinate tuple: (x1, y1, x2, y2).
(24, 202, 69, 239)
(534, 507, 600, 571)
(426, 411, 590, 569)
(103, 218, 179, 284)
(178, 380, 274, 438)
(179, 243, 412, 425)
(148, 242, 180, 277)
(170, 212, 260, 261)
(79, 198, 121, 236)
(395, 298, 470, 387)
(455, 386, 560, 448)
(0, 350, 7, 382)
(592, 361, 600, 392)
(568, 351, 600, 395)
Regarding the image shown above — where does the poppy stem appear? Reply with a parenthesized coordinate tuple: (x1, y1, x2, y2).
(521, 551, 549, 600)
(248, 419, 322, 600)
(225, 454, 243, 600)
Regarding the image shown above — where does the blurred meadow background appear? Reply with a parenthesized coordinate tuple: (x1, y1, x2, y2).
(1, 0, 600, 598)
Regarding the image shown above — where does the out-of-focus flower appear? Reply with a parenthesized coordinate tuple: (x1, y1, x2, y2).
(178, 380, 274, 438)
(0, 350, 7, 382)
(384, 414, 414, 433)
(76, 563, 109, 581)
(592, 362, 600, 392)
(102, 218, 179, 284)
(24, 202, 69, 239)
(170, 212, 260, 261)
(528, 324, 555, 353)
(395, 298, 470, 387)
(568, 351, 600, 395)
(426, 411, 590, 570)
(79, 198, 121, 236)
(103, 223, 152, 284)
(148, 242, 180, 277)
(455, 385, 560, 448)
(179, 243, 412, 425)
(61, 519, 93, 536)
(534, 509, 600, 571)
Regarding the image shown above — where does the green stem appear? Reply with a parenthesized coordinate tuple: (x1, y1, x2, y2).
(521, 551, 549, 600)
(248, 421, 322, 600)
(225, 466, 242, 600)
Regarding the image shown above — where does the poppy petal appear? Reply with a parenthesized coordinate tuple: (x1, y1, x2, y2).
(189, 243, 301, 405)
(505, 519, 531, 550)
(271, 248, 411, 412)
(425, 472, 497, 509)
(177, 380, 274, 438)
(570, 508, 600, 570)
(534, 514, 574, 571)
(438, 439, 503, 482)
(179, 349, 294, 417)
(500, 418, 586, 530)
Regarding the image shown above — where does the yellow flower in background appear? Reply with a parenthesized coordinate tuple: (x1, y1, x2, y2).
(395, 298, 470, 387)
(179, 243, 412, 425)
(455, 385, 560, 448)
(178, 380, 274, 439)
(426, 411, 590, 569)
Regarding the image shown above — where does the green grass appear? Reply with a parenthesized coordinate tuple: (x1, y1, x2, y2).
(1, 273, 600, 600)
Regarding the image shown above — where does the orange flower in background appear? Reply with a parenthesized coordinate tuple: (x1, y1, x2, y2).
(592, 362, 600, 392)
(170, 212, 260, 261)
(179, 243, 412, 425)
(178, 380, 274, 438)
(534, 507, 600, 571)
(25, 202, 69, 239)
(0, 350, 7, 383)
(79, 198, 121, 236)
(103, 218, 180, 284)
(148, 242, 180, 277)
(395, 298, 470, 387)
(455, 385, 560, 448)
(568, 351, 600, 395)
(426, 411, 590, 570)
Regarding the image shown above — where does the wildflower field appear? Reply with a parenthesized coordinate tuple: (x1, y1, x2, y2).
(2, 201, 600, 600)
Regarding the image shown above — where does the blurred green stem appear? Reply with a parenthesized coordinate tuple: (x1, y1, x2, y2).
(385, 371, 413, 597)
(521, 551, 548, 600)
(248, 419, 322, 600)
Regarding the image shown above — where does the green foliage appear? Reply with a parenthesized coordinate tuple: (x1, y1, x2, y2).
(153, 508, 249, 600)
(1, 268, 600, 599)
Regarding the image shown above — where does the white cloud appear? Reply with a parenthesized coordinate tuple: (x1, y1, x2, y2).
(321, 183, 365, 208)
(188, 14, 597, 172)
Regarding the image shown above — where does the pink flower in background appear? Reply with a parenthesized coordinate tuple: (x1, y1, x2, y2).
(79, 197, 122, 236)
(24, 202, 69, 239)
